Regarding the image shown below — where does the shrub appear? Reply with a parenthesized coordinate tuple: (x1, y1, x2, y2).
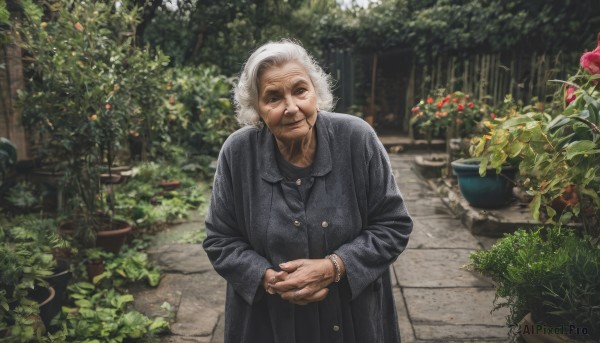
(468, 226, 600, 339)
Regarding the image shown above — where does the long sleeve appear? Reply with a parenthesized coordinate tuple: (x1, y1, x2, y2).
(202, 149, 273, 305)
(334, 131, 413, 299)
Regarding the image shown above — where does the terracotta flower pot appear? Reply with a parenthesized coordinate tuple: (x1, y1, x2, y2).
(551, 184, 579, 214)
(59, 217, 132, 253)
(159, 180, 181, 191)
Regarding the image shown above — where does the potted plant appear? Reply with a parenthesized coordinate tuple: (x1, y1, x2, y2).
(17, 0, 168, 249)
(467, 226, 600, 342)
(469, 36, 600, 235)
(0, 137, 17, 186)
(0, 215, 69, 336)
(2, 181, 43, 215)
(451, 156, 517, 208)
(411, 91, 488, 175)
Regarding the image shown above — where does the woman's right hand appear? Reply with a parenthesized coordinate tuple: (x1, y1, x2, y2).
(262, 268, 288, 294)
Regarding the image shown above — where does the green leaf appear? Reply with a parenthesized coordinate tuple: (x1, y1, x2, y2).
(147, 270, 161, 287)
(116, 294, 134, 308)
(149, 317, 170, 332)
(531, 193, 541, 221)
(478, 156, 489, 177)
(508, 141, 524, 158)
(503, 116, 533, 127)
(565, 140, 597, 159)
(75, 299, 93, 308)
(0, 1, 9, 25)
(546, 115, 570, 130)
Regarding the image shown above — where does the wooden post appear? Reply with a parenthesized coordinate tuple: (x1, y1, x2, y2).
(406, 58, 416, 142)
(367, 53, 378, 127)
(0, 37, 28, 160)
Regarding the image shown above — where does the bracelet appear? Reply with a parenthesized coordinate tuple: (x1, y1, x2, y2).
(326, 254, 341, 283)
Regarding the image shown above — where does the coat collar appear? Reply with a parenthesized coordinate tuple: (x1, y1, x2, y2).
(259, 112, 332, 183)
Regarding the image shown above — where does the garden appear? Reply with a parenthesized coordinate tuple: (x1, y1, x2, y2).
(1, 0, 599, 342)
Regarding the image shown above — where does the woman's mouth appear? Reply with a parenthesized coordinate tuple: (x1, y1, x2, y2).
(285, 119, 305, 126)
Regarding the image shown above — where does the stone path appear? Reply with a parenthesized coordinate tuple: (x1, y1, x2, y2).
(131, 151, 511, 342)
(389, 153, 509, 342)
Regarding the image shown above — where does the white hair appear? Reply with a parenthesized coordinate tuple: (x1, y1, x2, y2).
(233, 39, 334, 127)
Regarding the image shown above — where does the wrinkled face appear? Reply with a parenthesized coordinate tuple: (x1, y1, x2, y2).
(257, 61, 318, 144)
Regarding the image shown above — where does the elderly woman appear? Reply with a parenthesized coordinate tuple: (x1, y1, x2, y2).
(203, 40, 412, 343)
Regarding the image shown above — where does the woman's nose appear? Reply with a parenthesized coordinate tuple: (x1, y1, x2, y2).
(284, 95, 298, 115)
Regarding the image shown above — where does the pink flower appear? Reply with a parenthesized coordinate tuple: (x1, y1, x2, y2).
(565, 86, 577, 105)
(580, 33, 600, 75)
(467, 102, 474, 108)
(490, 113, 496, 119)
(457, 104, 464, 112)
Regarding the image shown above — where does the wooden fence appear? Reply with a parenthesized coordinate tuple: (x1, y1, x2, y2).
(326, 48, 581, 132)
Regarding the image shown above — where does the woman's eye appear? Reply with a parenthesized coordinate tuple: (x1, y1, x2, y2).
(268, 97, 279, 103)
(296, 88, 307, 95)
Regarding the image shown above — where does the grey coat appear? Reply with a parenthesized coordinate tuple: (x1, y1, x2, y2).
(203, 112, 413, 343)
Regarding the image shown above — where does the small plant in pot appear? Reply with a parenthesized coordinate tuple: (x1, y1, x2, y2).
(467, 226, 600, 342)
(0, 215, 71, 338)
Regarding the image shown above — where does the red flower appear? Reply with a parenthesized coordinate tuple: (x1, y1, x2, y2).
(74, 22, 84, 32)
(411, 106, 420, 113)
(490, 113, 496, 119)
(443, 96, 451, 103)
(467, 102, 474, 108)
(105, 103, 112, 110)
(581, 33, 600, 75)
(452, 98, 458, 103)
(427, 97, 434, 104)
(565, 86, 577, 105)
(457, 104, 464, 112)
(465, 95, 470, 100)
(437, 102, 443, 110)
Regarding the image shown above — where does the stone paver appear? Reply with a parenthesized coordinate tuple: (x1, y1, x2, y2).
(170, 297, 220, 337)
(148, 244, 214, 274)
(394, 249, 492, 288)
(413, 325, 509, 341)
(394, 287, 417, 343)
(409, 217, 482, 249)
(403, 287, 508, 326)
(405, 197, 454, 217)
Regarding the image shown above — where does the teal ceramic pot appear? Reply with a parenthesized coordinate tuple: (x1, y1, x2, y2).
(451, 158, 517, 208)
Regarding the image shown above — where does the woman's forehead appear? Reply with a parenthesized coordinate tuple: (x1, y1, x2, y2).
(259, 62, 311, 89)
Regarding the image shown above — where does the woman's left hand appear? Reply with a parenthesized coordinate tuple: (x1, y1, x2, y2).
(269, 259, 335, 305)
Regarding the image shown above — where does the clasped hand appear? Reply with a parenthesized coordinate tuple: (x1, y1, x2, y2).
(263, 259, 334, 305)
